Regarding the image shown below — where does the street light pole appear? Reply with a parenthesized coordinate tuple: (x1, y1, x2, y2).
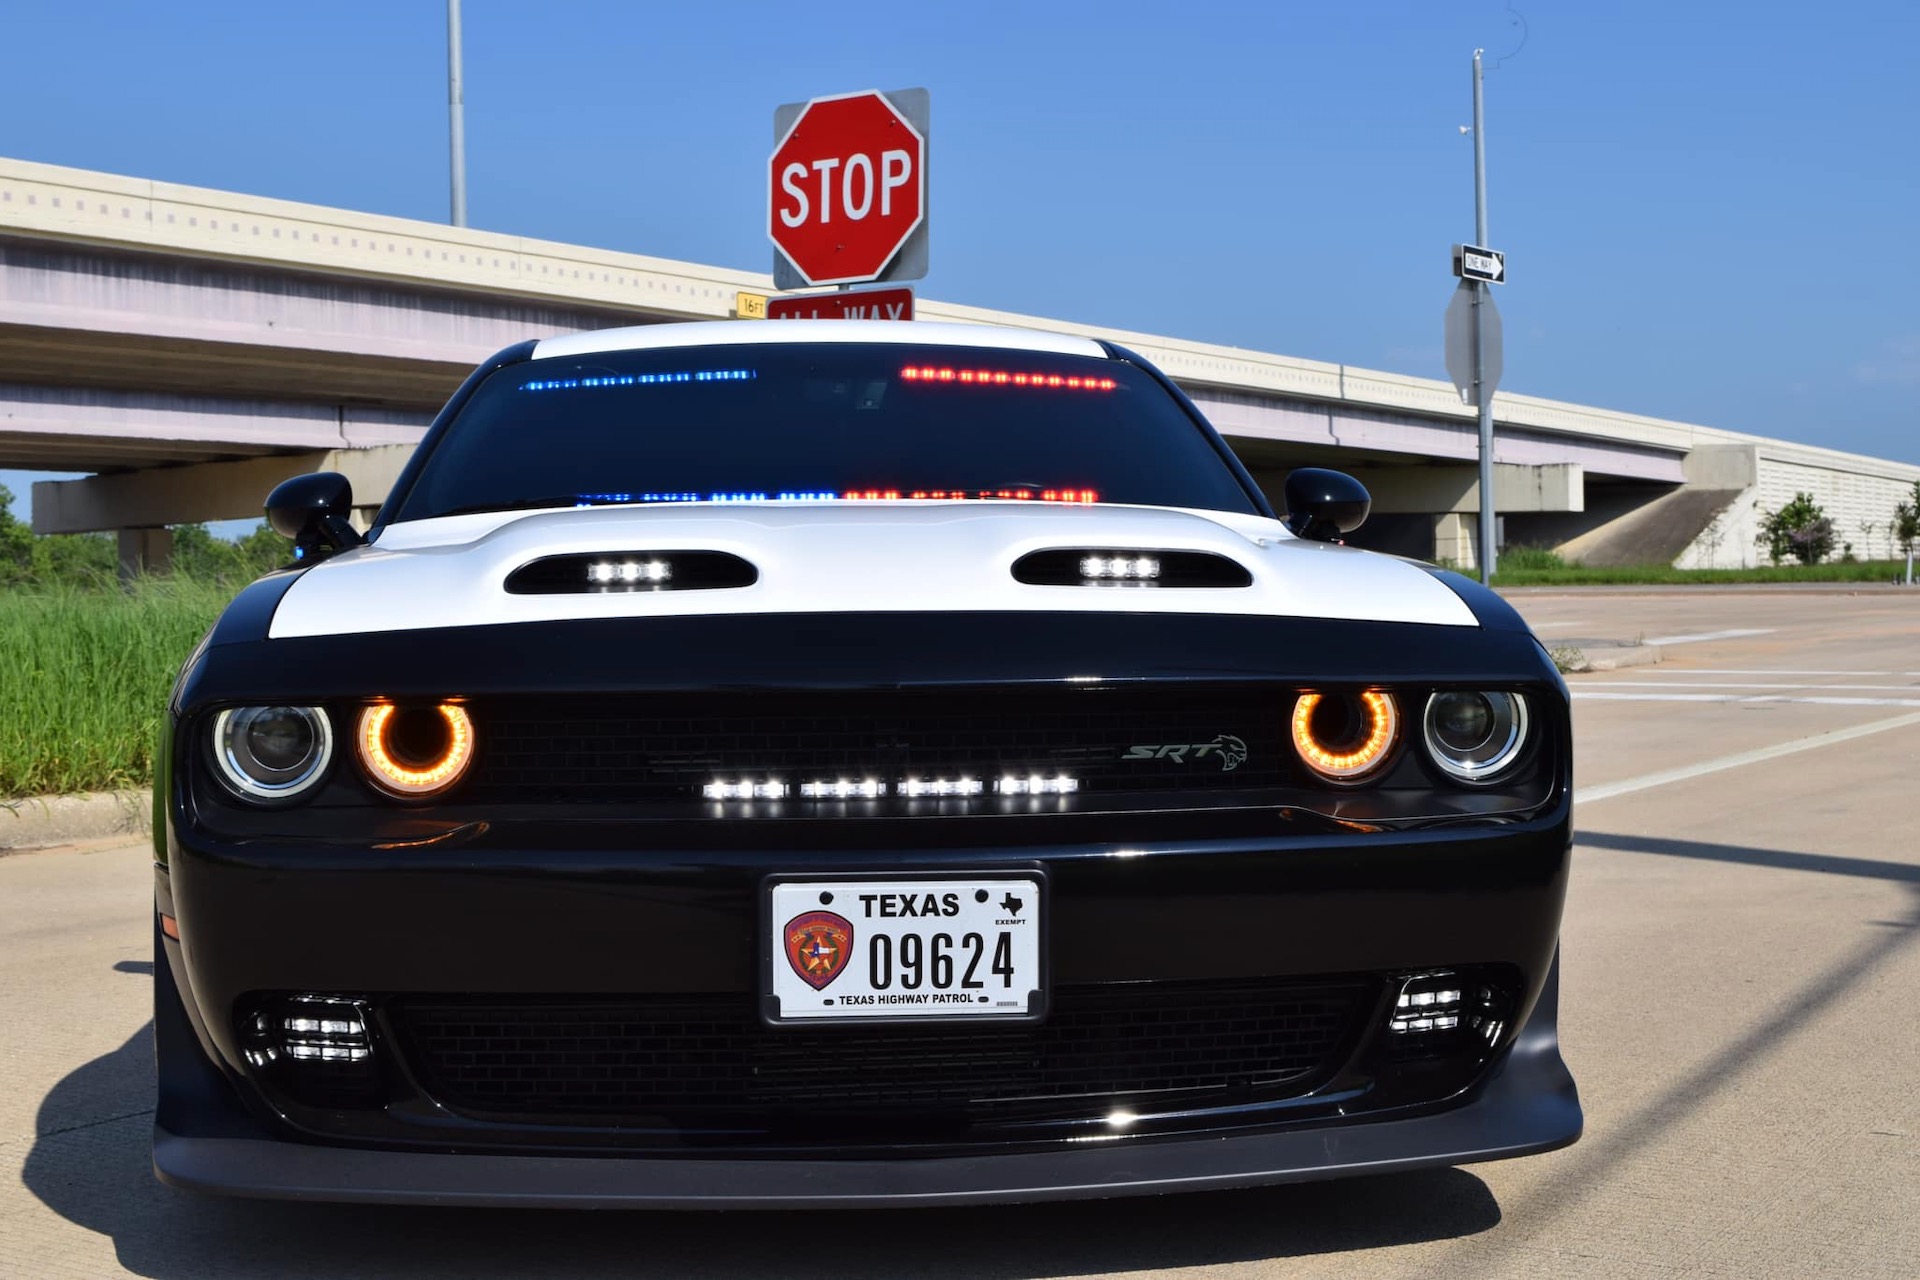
(448, 0, 468, 228)
(1471, 48, 1495, 583)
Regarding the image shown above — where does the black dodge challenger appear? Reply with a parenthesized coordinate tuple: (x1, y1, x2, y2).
(152, 320, 1580, 1206)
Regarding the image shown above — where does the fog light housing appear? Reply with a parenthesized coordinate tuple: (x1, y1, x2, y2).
(240, 995, 386, 1108)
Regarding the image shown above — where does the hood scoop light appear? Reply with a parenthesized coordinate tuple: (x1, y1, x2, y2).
(1012, 549, 1253, 589)
(506, 551, 758, 594)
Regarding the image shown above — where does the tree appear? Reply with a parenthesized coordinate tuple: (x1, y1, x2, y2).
(1756, 492, 1834, 566)
(1894, 481, 1920, 560)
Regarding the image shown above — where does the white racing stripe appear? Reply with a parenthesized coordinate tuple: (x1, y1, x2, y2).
(1575, 710, 1920, 805)
(1641, 628, 1775, 646)
(1574, 692, 1920, 708)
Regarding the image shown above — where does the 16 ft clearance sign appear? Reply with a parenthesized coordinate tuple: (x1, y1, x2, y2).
(770, 89, 928, 287)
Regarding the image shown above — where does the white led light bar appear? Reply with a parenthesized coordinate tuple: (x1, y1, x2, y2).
(586, 558, 673, 585)
(703, 780, 789, 800)
(799, 779, 886, 800)
(1388, 975, 1467, 1034)
(995, 774, 1080, 795)
(900, 777, 985, 798)
(1078, 554, 1161, 580)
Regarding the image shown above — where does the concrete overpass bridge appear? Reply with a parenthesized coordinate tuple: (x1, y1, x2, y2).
(4, 155, 1914, 572)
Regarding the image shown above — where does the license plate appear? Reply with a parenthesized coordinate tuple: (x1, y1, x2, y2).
(764, 872, 1045, 1023)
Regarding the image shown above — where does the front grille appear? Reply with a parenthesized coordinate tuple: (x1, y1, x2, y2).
(393, 979, 1367, 1126)
(466, 686, 1290, 804)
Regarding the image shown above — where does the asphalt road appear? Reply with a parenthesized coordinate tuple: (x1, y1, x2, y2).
(3, 588, 1917, 1278)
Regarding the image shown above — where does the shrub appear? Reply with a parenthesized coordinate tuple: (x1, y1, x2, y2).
(1757, 493, 1834, 566)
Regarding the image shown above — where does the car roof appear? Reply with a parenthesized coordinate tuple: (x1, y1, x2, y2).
(531, 319, 1109, 362)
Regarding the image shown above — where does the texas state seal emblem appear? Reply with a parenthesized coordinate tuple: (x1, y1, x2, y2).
(784, 910, 854, 990)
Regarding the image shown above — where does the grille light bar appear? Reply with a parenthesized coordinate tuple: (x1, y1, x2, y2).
(996, 774, 1080, 795)
(901, 777, 985, 797)
(704, 780, 790, 800)
(799, 779, 886, 800)
(705, 776, 1067, 800)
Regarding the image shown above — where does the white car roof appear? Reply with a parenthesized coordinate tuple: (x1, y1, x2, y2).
(532, 319, 1108, 361)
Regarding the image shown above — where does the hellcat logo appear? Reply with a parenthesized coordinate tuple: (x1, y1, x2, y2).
(1121, 734, 1248, 772)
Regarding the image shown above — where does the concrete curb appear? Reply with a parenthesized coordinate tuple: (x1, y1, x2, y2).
(1545, 642, 1664, 674)
(0, 790, 151, 853)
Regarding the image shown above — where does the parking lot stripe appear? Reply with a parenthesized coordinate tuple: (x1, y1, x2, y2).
(1639, 628, 1776, 645)
(1574, 709, 1920, 806)
(1633, 668, 1920, 677)
(1577, 681, 1920, 693)
(1574, 692, 1920, 708)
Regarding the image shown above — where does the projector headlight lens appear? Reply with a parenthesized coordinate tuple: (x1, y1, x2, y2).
(356, 703, 475, 798)
(1290, 690, 1399, 783)
(1423, 691, 1529, 782)
(212, 706, 334, 803)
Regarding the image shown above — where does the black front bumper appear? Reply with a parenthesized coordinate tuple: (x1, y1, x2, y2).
(155, 812, 1579, 1205)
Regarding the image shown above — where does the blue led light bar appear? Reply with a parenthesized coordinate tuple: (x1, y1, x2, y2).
(523, 369, 756, 392)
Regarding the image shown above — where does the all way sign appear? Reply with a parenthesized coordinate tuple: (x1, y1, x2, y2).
(767, 287, 914, 321)
(1453, 243, 1506, 284)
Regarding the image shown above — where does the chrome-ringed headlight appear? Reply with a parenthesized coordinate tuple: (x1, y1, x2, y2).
(1291, 690, 1400, 784)
(1422, 691, 1530, 783)
(212, 706, 334, 803)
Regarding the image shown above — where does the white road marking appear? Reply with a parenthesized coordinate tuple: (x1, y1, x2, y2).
(1529, 619, 1591, 630)
(1576, 681, 1920, 693)
(1575, 710, 1920, 805)
(1634, 668, 1920, 677)
(1640, 628, 1776, 646)
(1574, 692, 1920, 708)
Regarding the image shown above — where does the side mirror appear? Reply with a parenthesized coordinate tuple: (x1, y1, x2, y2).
(1283, 468, 1370, 543)
(265, 472, 366, 561)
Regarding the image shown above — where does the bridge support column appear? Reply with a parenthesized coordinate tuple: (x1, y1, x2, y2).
(1433, 511, 1502, 572)
(116, 527, 172, 583)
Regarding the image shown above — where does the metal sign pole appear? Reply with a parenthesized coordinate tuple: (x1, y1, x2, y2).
(1472, 48, 1495, 584)
(448, 0, 468, 228)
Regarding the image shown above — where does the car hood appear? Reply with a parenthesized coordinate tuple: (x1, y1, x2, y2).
(265, 503, 1478, 639)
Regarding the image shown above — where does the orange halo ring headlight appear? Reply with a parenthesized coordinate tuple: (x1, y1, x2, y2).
(356, 702, 475, 798)
(1290, 690, 1400, 783)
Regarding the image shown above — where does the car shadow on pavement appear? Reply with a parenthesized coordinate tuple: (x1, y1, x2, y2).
(24, 1018, 1503, 1279)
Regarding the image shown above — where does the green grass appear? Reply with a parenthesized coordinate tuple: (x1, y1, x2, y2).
(0, 579, 230, 798)
(1491, 558, 1913, 587)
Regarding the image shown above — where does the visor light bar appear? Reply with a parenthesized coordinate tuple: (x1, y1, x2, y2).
(900, 366, 1117, 391)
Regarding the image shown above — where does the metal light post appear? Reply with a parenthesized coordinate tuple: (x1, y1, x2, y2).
(448, 0, 468, 227)
(1471, 48, 1495, 583)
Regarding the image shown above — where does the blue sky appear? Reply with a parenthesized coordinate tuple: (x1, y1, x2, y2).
(3, 0, 1916, 523)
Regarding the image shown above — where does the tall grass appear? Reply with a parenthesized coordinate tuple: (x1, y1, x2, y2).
(0, 579, 230, 797)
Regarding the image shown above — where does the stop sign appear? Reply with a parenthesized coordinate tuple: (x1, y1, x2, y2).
(769, 90, 927, 287)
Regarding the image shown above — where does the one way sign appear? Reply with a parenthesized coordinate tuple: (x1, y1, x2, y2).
(1453, 243, 1506, 284)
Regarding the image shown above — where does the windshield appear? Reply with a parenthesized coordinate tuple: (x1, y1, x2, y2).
(391, 342, 1260, 521)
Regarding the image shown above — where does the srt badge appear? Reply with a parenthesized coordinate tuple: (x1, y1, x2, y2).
(784, 910, 854, 990)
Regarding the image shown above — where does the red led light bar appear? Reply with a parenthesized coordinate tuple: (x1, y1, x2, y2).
(900, 366, 1117, 391)
(839, 489, 1099, 503)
